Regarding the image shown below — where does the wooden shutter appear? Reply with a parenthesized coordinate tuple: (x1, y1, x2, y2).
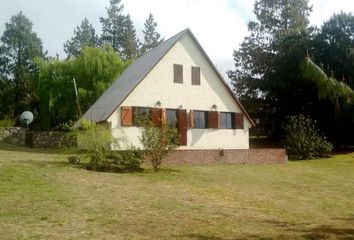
(161, 108, 167, 126)
(189, 110, 194, 128)
(121, 106, 133, 126)
(174, 64, 183, 83)
(191, 66, 200, 85)
(177, 109, 187, 146)
(235, 113, 244, 129)
(207, 111, 219, 128)
(151, 108, 162, 127)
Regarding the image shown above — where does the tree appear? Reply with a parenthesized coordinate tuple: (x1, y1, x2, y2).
(227, 0, 314, 138)
(64, 18, 99, 58)
(121, 15, 139, 60)
(137, 112, 179, 172)
(33, 45, 127, 130)
(141, 13, 163, 54)
(0, 11, 44, 117)
(313, 12, 354, 89)
(100, 0, 127, 56)
(74, 45, 128, 111)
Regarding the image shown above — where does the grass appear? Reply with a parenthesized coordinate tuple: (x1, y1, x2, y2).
(0, 142, 353, 239)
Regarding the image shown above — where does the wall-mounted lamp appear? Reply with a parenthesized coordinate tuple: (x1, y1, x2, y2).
(178, 105, 183, 109)
(155, 101, 161, 107)
(211, 104, 217, 111)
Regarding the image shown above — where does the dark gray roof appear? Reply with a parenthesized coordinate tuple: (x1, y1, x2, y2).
(81, 28, 255, 126)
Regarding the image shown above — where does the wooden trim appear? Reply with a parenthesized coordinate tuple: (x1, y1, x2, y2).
(177, 109, 187, 146)
(207, 111, 219, 129)
(235, 113, 244, 129)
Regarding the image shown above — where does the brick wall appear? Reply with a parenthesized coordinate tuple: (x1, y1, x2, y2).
(161, 149, 287, 165)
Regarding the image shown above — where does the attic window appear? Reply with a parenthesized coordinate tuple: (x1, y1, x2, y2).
(191, 66, 200, 85)
(174, 64, 183, 83)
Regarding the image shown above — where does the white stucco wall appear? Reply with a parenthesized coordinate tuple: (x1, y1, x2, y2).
(107, 33, 250, 149)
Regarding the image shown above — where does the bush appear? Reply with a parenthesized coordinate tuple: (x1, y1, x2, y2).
(0, 119, 16, 127)
(86, 148, 143, 173)
(283, 115, 333, 159)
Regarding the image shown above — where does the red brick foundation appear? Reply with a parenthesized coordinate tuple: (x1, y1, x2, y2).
(162, 148, 287, 165)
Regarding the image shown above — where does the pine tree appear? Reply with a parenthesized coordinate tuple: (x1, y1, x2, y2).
(64, 18, 98, 58)
(122, 15, 139, 60)
(141, 13, 163, 54)
(100, 0, 126, 56)
(0, 11, 44, 117)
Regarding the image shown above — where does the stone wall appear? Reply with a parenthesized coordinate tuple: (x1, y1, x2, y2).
(162, 148, 287, 165)
(26, 131, 77, 148)
(0, 127, 25, 145)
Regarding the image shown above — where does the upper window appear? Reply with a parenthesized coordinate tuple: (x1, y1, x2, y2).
(191, 66, 200, 85)
(220, 112, 233, 129)
(174, 64, 183, 83)
(193, 111, 208, 128)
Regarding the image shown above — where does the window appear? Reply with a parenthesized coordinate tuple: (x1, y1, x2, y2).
(166, 109, 178, 128)
(193, 111, 208, 128)
(220, 112, 233, 129)
(191, 66, 200, 85)
(133, 107, 150, 126)
(174, 64, 183, 83)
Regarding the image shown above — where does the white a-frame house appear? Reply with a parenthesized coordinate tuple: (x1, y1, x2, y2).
(81, 29, 254, 150)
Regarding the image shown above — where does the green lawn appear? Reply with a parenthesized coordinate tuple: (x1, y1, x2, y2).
(0, 143, 353, 239)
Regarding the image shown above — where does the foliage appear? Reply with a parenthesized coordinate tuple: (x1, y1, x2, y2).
(228, 0, 314, 139)
(64, 18, 99, 58)
(33, 45, 127, 130)
(137, 112, 179, 172)
(283, 115, 333, 159)
(100, 0, 139, 60)
(0, 119, 16, 127)
(141, 13, 164, 54)
(75, 120, 143, 173)
(301, 57, 354, 105)
(312, 12, 354, 89)
(0, 77, 14, 119)
(0, 11, 44, 117)
(73, 45, 128, 111)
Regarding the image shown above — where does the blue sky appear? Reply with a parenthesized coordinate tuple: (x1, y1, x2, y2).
(0, 0, 353, 75)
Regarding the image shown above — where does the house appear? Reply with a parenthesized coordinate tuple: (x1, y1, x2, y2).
(81, 28, 255, 150)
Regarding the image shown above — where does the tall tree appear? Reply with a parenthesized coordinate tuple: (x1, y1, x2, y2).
(100, 0, 127, 56)
(228, 0, 314, 138)
(33, 45, 128, 130)
(0, 11, 44, 118)
(64, 18, 99, 58)
(313, 12, 354, 89)
(121, 15, 139, 60)
(141, 13, 163, 54)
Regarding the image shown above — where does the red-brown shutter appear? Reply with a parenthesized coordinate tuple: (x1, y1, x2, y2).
(235, 113, 244, 129)
(177, 109, 187, 146)
(189, 110, 194, 128)
(161, 108, 167, 126)
(207, 111, 219, 128)
(121, 106, 133, 126)
(151, 108, 162, 127)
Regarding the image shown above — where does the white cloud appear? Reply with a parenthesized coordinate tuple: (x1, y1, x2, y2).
(310, 0, 354, 27)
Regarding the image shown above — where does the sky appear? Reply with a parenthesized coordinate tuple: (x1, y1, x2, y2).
(1, 0, 354, 76)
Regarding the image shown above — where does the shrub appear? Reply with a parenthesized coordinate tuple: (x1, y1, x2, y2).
(283, 115, 333, 159)
(136, 112, 179, 172)
(72, 120, 143, 173)
(0, 119, 16, 127)
(86, 148, 143, 173)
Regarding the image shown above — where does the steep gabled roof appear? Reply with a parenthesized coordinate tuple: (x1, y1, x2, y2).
(81, 28, 255, 126)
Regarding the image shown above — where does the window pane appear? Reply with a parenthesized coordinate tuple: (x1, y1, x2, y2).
(166, 109, 177, 127)
(200, 112, 205, 128)
(220, 112, 232, 129)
